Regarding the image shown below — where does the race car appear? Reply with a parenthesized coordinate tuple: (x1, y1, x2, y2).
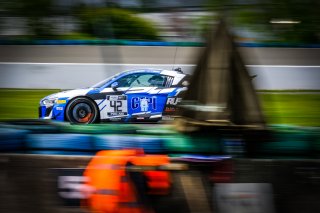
(39, 68, 190, 124)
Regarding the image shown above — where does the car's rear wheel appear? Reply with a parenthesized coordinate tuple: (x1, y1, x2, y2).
(66, 97, 99, 124)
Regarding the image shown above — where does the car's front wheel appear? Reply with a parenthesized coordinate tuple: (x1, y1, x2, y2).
(65, 97, 99, 124)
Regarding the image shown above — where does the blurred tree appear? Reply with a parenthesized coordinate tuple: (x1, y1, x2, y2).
(209, 0, 320, 43)
(76, 8, 159, 40)
(3, 0, 55, 38)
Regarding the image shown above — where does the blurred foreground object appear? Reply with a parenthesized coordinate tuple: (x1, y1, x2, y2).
(177, 19, 265, 130)
(82, 149, 173, 213)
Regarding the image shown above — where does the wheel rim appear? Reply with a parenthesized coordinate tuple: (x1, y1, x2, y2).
(71, 103, 94, 123)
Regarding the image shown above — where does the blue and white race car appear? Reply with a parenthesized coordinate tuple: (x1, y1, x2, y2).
(39, 68, 190, 123)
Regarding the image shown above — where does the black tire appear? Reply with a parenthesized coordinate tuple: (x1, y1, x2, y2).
(65, 97, 99, 124)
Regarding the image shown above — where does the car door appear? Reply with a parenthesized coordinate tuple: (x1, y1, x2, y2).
(123, 73, 171, 121)
(94, 74, 132, 122)
(97, 72, 173, 122)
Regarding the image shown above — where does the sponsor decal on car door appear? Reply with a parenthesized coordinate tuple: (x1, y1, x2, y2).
(126, 87, 170, 118)
(98, 87, 175, 120)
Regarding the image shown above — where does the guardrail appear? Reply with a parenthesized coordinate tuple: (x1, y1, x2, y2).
(1, 39, 320, 47)
(0, 120, 319, 158)
(0, 121, 223, 155)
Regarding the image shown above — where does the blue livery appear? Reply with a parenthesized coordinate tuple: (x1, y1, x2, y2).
(39, 68, 190, 124)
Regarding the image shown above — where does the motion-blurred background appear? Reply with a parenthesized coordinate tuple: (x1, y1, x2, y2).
(0, 1, 320, 213)
(0, 0, 319, 126)
(1, 0, 319, 42)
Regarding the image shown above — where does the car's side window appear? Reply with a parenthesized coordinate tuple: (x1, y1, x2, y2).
(130, 74, 151, 87)
(117, 74, 167, 88)
(145, 74, 166, 87)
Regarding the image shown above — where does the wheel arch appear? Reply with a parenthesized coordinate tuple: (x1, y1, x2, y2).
(64, 96, 100, 123)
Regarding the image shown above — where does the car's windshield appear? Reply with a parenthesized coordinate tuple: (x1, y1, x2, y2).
(117, 73, 166, 88)
(91, 70, 167, 88)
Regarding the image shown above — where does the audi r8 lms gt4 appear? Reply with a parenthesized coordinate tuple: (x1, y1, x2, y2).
(39, 68, 190, 124)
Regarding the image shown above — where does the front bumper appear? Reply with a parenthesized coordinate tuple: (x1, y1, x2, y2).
(39, 105, 65, 121)
(39, 106, 53, 118)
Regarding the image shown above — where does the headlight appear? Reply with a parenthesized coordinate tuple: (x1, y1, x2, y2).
(41, 98, 58, 107)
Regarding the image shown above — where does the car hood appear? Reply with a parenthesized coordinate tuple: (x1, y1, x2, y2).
(44, 88, 94, 100)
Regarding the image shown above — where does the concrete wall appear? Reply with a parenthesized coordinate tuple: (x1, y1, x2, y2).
(1, 63, 320, 90)
(1, 154, 320, 213)
(0, 45, 319, 90)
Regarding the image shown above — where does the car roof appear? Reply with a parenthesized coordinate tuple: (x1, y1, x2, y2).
(120, 68, 187, 77)
(91, 68, 188, 88)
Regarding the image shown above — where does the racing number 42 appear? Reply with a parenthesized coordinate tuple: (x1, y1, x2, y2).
(110, 100, 122, 112)
(105, 95, 128, 116)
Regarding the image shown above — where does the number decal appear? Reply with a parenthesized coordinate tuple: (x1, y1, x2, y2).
(110, 100, 123, 112)
(105, 95, 128, 117)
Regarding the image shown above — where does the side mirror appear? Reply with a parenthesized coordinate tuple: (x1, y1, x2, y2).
(111, 82, 119, 91)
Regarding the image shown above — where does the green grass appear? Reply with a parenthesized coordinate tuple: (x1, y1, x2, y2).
(0, 89, 59, 120)
(0, 89, 319, 126)
(260, 93, 320, 127)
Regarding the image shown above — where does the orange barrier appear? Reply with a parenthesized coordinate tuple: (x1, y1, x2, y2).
(83, 150, 171, 213)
